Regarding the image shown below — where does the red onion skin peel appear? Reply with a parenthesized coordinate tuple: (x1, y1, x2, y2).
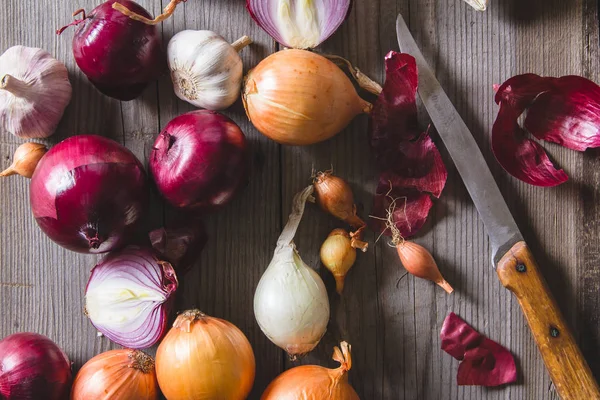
(0, 333, 72, 400)
(150, 111, 250, 212)
(492, 74, 600, 186)
(58, 0, 165, 101)
(30, 135, 149, 254)
(369, 52, 447, 238)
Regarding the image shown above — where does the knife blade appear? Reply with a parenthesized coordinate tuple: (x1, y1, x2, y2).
(396, 13, 600, 400)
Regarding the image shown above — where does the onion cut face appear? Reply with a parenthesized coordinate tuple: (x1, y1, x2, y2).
(85, 246, 178, 349)
(30, 135, 148, 254)
(246, 0, 352, 49)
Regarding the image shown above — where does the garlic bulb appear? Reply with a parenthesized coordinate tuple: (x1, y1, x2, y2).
(167, 31, 252, 110)
(0, 46, 72, 138)
(254, 186, 330, 358)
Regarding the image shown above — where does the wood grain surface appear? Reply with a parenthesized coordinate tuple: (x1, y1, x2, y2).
(0, 0, 599, 399)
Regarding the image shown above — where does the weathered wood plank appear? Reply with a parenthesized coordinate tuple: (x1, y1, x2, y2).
(1, 0, 599, 399)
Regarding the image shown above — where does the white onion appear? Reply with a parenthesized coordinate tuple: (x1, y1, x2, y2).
(254, 186, 330, 357)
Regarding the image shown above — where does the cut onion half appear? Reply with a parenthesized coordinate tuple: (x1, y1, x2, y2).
(246, 0, 351, 49)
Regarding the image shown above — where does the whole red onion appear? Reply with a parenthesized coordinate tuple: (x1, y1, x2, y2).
(150, 111, 250, 212)
(58, 0, 165, 101)
(30, 135, 148, 254)
(0, 333, 71, 400)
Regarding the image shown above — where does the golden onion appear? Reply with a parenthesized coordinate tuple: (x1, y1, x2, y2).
(155, 309, 256, 400)
(242, 49, 372, 145)
(261, 341, 359, 399)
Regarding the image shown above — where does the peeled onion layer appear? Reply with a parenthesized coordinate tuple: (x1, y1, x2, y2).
(65, 0, 165, 101)
(246, 0, 351, 49)
(243, 49, 372, 145)
(30, 135, 149, 253)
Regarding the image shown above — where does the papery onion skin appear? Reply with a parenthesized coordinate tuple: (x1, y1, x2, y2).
(85, 246, 178, 349)
(156, 310, 256, 400)
(0, 332, 71, 400)
(67, 0, 165, 101)
(30, 134, 148, 254)
(71, 349, 158, 400)
(261, 341, 359, 400)
(150, 110, 250, 212)
(243, 49, 372, 145)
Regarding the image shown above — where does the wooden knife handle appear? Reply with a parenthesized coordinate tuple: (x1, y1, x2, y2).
(497, 241, 600, 399)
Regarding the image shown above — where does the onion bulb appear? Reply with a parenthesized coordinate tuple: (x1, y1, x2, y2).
(261, 341, 359, 400)
(254, 186, 330, 357)
(156, 309, 256, 400)
(320, 229, 357, 294)
(71, 349, 158, 400)
(385, 202, 453, 293)
(242, 49, 372, 145)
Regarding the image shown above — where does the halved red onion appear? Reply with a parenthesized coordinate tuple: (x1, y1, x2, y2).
(85, 246, 178, 349)
(246, 0, 352, 49)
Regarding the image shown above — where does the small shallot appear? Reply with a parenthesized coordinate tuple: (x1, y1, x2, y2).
(0, 142, 46, 178)
(320, 229, 356, 294)
(314, 170, 368, 251)
(384, 201, 453, 293)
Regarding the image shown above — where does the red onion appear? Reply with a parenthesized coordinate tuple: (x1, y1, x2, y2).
(57, 0, 165, 101)
(85, 246, 178, 349)
(0, 332, 71, 400)
(150, 111, 250, 212)
(246, 0, 352, 49)
(30, 135, 148, 254)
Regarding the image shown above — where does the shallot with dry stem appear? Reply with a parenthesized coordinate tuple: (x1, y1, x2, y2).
(382, 197, 453, 294)
(313, 170, 368, 251)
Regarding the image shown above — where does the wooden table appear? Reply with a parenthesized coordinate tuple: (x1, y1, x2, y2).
(1, 0, 599, 399)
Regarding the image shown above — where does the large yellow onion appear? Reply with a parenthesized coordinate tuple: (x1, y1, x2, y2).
(261, 342, 359, 399)
(243, 49, 372, 145)
(71, 349, 158, 400)
(156, 309, 256, 400)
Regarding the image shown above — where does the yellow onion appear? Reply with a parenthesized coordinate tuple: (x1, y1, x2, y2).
(71, 349, 158, 400)
(156, 309, 256, 400)
(320, 229, 357, 294)
(242, 49, 372, 145)
(261, 341, 359, 400)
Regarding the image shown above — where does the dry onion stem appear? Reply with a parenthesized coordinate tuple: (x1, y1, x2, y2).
(324, 54, 383, 96)
(313, 170, 368, 251)
(383, 197, 453, 294)
(113, 0, 186, 25)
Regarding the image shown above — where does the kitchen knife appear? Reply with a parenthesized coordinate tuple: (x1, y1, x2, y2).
(396, 13, 600, 399)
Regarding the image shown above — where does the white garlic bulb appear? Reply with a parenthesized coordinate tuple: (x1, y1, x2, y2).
(167, 30, 252, 111)
(0, 46, 72, 138)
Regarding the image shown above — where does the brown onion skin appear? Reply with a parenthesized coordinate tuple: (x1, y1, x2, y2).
(243, 49, 372, 145)
(261, 365, 359, 400)
(71, 349, 158, 400)
(156, 310, 255, 400)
